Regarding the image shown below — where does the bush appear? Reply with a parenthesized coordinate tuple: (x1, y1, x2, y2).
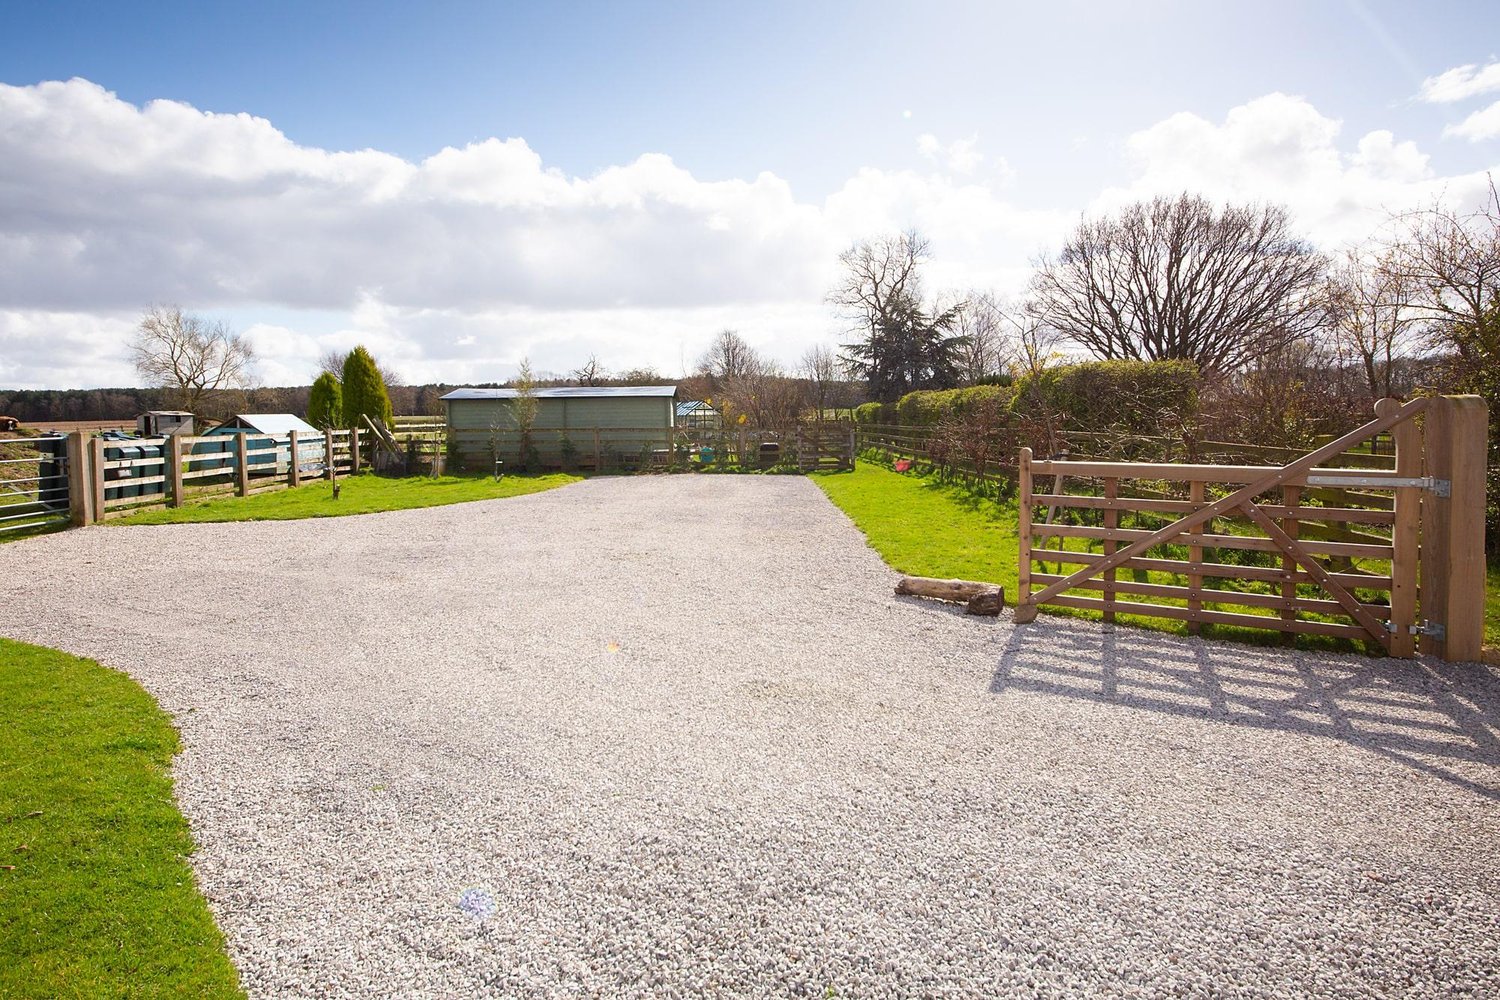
(341, 345, 394, 428)
(1011, 359, 1199, 436)
(853, 402, 895, 424)
(307, 372, 342, 430)
(895, 384, 1015, 426)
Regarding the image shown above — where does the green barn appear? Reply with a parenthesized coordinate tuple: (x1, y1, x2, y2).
(442, 385, 678, 469)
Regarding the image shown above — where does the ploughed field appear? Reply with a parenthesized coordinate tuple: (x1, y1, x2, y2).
(1, 475, 1496, 998)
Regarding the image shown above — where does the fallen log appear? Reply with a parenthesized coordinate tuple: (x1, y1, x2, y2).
(895, 576, 1005, 616)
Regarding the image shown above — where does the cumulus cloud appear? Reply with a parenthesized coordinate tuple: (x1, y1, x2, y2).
(1418, 61, 1500, 103)
(917, 133, 984, 174)
(1099, 92, 1496, 247)
(1444, 100, 1500, 141)
(1, 79, 1496, 389)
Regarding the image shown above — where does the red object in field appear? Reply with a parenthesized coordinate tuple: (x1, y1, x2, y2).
(894, 459, 912, 473)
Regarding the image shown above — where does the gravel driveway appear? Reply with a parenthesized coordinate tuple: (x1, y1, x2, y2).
(2, 475, 1498, 997)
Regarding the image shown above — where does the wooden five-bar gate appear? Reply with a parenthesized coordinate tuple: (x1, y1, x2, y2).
(1014, 396, 1489, 662)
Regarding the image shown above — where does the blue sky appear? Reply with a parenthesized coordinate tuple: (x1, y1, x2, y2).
(1, 0, 1498, 388)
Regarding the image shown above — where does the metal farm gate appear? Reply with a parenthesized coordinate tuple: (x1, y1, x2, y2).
(1014, 396, 1489, 662)
(0, 434, 70, 536)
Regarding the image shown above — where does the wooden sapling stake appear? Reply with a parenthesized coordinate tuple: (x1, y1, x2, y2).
(895, 576, 1005, 616)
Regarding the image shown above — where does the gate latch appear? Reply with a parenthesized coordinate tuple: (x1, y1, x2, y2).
(1389, 620, 1446, 640)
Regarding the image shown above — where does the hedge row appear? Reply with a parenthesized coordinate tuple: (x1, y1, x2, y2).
(854, 360, 1200, 434)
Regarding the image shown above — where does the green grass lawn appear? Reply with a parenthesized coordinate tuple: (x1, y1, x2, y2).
(111, 471, 581, 525)
(812, 463, 1019, 594)
(815, 462, 1500, 654)
(0, 639, 242, 998)
(1488, 563, 1500, 649)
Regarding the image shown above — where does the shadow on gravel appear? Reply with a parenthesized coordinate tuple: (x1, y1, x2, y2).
(990, 623, 1500, 801)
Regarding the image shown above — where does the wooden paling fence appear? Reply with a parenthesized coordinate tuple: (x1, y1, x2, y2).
(64, 428, 362, 525)
(1013, 396, 1489, 662)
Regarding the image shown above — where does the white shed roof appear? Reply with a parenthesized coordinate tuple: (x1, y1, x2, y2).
(442, 385, 677, 400)
(212, 414, 321, 436)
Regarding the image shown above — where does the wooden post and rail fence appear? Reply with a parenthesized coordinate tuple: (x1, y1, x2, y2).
(57, 427, 361, 527)
(1012, 396, 1489, 663)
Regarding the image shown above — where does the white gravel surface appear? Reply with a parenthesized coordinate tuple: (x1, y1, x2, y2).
(2, 475, 1499, 998)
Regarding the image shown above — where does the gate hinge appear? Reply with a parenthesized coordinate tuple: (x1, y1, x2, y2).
(1304, 474, 1449, 496)
(1388, 620, 1446, 640)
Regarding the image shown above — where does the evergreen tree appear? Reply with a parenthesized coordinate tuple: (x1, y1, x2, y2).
(307, 372, 343, 429)
(341, 345, 393, 428)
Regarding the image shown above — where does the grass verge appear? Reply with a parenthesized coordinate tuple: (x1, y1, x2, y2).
(815, 462, 1500, 655)
(111, 471, 581, 525)
(0, 638, 242, 998)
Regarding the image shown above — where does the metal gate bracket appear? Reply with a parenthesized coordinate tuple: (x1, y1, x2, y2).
(1389, 620, 1447, 640)
(1305, 474, 1450, 495)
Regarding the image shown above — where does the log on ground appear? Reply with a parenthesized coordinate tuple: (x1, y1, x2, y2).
(894, 576, 1005, 616)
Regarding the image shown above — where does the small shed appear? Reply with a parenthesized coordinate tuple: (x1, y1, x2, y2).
(675, 399, 722, 431)
(205, 414, 324, 472)
(137, 410, 195, 437)
(443, 385, 677, 467)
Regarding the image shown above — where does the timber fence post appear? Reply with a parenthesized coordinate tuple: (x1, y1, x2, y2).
(66, 431, 93, 526)
(90, 436, 105, 520)
(235, 434, 249, 496)
(1420, 394, 1488, 661)
(1014, 447, 1036, 623)
(325, 429, 335, 481)
(168, 433, 185, 508)
(1379, 397, 1419, 658)
(289, 430, 301, 488)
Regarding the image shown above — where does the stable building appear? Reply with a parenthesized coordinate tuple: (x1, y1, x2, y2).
(442, 385, 677, 469)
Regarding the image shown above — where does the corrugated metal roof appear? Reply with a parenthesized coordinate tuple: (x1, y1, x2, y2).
(210, 414, 321, 436)
(442, 385, 678, 400)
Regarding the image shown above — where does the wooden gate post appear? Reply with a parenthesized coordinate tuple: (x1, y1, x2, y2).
(325, 429, 336, 481)
(1014, 448, 1036, 623)
(66, 431, 93, 526)
(90, 436, 106, 519)
(288, 430, 301, 487)
(350, 425, 361, 473)
(1420, 395, 1488, 661)
(1379, 397, 1420, 658)
(167, 433, 185, 508)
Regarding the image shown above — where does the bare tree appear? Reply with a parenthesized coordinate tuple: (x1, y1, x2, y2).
(829, 230, 930, 340)
(318, 348, 403, 389)
(697, 329, 759, 386)
(948, 290, 1012, 382)
(1381, 180, 1500, 377)
(1323, 247, 1420, 400)
(1029, 194, 1329, 373)
(130, 305, 256, 412)
(798, 344, 840, 421)
(572, 354, 607, 386)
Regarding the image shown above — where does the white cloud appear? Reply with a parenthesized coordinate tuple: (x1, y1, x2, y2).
(1100, 92, 1497, 248)
(917, 133, 984, 175)
(1, 80, 1497, 390)
(1444, 99, 1500, 141)
(1418, 61, 1500, 103)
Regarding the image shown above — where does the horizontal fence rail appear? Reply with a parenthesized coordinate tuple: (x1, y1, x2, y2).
(0, 436, 70, 534)
(446, 423, 856, 472)
(1013, 396, 1489, 662)
(65, 429, 358, 524)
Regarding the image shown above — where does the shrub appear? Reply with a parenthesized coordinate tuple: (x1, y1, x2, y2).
(1011, 359, 1199, 436)
(895, 384, 1015, 426)
(341, 345, 394, 428)
(853, 402, 895, 424)
(306, 372, 342, 430)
